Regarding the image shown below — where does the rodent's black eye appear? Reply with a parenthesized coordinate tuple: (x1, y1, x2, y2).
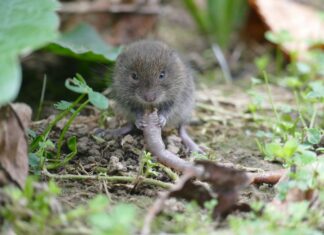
(159, 71, 165, 80)
(131, 73, 138, 81)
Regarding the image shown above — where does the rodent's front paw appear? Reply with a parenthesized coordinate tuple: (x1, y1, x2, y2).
(158, 115, 167, 128)
(135, 118, 147, 130)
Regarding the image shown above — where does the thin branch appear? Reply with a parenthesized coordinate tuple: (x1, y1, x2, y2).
(42, 170, 172, 189)
(141, 171, 196, 235)
(247, 169, 287, 184)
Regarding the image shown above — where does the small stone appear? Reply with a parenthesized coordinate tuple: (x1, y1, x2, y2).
(108, 156, 125, 173)
(167, 145, 180, 154)
(77, 137, 89, 153)
(89, 149, 101, 156)
(121, 134, 135, 146)
(88, 156, 96, 163)
(166, 135, 182, 154)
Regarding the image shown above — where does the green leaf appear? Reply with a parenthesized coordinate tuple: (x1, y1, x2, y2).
(112, 204, 136, 226)
(279, 76, 303, 89)
(67, 136, 77, 152)
(283, 138, 298, 158)
(265, 30, 292, 44)
(65, 77, 89, 94)
(0, 56, 21, 105)
(88, 91, 109, 110)
(295, 62, 311, 75)
(0, 0, 59, 56)
(47, 23, 122, 63)
(89, 195, 110, 211)
(306, 81, 324, 99)
(207, 0, 247, 48)
(54, 100, 75, 112)
(307, 128, 322, 145)
(0, 0, 59, 105)
(28, 153, 40, 169)
(90, 213, 112, 230)
(288, 201, 309, 224)
(265, 142, 284, 159)
(295, 151, 316, 165)
(48, 180, 61, 195)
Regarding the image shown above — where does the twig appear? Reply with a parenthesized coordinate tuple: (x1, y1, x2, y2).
(141, 171, 196, 235)
(247, 169, 287, 184)
(101, 180, 112, 201)
(42, 169, 172, 189)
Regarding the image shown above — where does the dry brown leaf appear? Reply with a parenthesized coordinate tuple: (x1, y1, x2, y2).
(0, 103, 32, 188)
(141, 162, 250, 235)
(249, 0, 324, 57)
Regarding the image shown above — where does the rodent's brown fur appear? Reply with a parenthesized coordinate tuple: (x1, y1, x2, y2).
(112, 40, 195, 128)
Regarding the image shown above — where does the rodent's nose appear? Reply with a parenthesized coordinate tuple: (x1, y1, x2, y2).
(143, 92, 157, 102)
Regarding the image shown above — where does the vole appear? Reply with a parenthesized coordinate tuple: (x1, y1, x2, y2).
(108, 40, 203, 153)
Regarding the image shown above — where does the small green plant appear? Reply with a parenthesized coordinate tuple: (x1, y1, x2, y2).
(250, 55, 324, 216)
(254, 54, 270, 76)
(229, 200, 323, 235)
(183, 0, 248, 49)
(29, 74, 109, 171)
(139, 151, 160, 178)
(153, 200, 217, 235)
(265, 30, 293, 73)
(0, 177, 137, 235)
(138, 151, 179, 181)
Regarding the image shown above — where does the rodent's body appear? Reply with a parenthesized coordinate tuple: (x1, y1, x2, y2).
(112, 40, 195, 128)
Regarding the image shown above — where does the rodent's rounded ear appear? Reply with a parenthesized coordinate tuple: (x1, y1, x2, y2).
(116, 51, 126, 64)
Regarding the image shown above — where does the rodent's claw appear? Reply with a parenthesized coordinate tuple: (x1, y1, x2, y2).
(135, 119, 147, 130)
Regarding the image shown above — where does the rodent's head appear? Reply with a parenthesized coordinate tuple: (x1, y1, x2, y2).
(113, 40, 185, 107)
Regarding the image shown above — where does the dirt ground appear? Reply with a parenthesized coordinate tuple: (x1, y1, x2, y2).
(30, 82, 285, 227)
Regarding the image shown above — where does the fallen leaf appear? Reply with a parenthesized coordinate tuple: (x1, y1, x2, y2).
(170, 160, 250, 217)
(0, 103, 32, 188)
(249, 0, 324, 57)
(141, 161, 250, 235)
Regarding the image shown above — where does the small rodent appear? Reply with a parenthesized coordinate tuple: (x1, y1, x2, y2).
(113, 40, 194, 128)
(112, 40, 202, 153)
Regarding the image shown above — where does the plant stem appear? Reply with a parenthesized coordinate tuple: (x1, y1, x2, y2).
(263, 71, 280, 123)
(42, 170, 172, 189)
(47, 150, 77, 170)
(36, 74, 47, 120)
(159, 164, 179, 181)
(56, 99, 89, 159)
(309, 105, 317, 129)
(43, 94, 86, 139)
(294, 90, 307, 129)
(275, 47, 283, 74)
